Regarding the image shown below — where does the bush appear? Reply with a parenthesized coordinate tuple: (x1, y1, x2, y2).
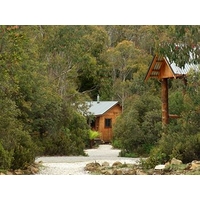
(0, 142, 12, 170)
(42, 132, 72, 156)
(11, 131, 38, 170)
(42, 128, 88, 156)
(113, 94, 161, 156)
(0, 98, 39, 170)
(140, 147, 167, 169)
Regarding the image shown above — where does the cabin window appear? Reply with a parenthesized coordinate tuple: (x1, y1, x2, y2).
(105, 118, 112, 128)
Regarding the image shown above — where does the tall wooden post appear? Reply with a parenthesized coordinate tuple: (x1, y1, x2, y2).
(161, 78, 169, 125)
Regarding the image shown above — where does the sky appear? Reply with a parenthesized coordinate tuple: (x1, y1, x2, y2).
(1, 0, 199, 25)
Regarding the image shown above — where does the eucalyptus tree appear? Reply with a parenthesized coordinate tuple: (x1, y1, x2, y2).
(105, 39, 151, 110)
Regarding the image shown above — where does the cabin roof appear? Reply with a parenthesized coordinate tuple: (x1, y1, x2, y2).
(86, 101, 119, 116)
(145, 55, 198, 81)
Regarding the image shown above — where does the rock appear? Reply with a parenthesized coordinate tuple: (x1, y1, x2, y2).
(14, 169, 24, 175)
(104, 171, 111, 175)
(112, 169, 123, 175)
(6, 171, 13, 175)
(85, 162, 101, 168)
(102, 161, 109, 167)
(171, 158, 182, 165)
(0, 172, 5, 175)
(112, 161, 122, 167)
(30, 166, 39, 174)
(165, 162, 170, 167)
(185, 163, 192, 170)
(190, 160, 200, 170)
(84, 162, 101, 173)
(136, 169, 147, 175)
(123, 169, 136, 175)
(155, 164, 165, 170)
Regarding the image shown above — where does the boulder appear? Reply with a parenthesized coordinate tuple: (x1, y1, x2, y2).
(136, 169, 147, 175)
(30, 166, 39, 174)
(171, 158, 182, 165)
(84, 162, 101, 172)
(155, 164, 165, 170)
(102, 161, 109, 167)
(112, 161, 122, 167)
(6, 171, 13, 175)
(190, 160, 200, 170)
(14, 169, 24, 175)
(104, 171, 111, 175)
(112, 169, 123, 175)
(123, 169, 136, 175)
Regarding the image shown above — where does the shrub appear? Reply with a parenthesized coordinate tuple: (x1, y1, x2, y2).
(0, 142, 12, 170)
(11, 131, 38, 170)
(140, 147, 167, 169)
(42, 128, 88, 156)
(0, 98, 39, 170)
(42, 131, 73, 156)
(88, 130, 100, 140)
(113, 94, 161, 156)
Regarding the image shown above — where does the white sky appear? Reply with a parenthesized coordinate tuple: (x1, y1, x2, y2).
(0, 0, 199, 25)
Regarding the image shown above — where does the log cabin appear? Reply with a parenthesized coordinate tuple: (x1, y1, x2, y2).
(86, 97, 122, 143)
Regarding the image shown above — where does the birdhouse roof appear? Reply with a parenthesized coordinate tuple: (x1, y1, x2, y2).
(145, 55, 198, 81)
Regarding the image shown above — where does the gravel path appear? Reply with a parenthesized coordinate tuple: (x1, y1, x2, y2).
(35, 144, 140, 175)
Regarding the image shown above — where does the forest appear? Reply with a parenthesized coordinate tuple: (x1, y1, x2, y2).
(0, 25, 200, 170)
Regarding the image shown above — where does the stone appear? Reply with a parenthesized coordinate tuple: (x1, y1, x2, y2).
(30, 166, 39, 174)
(104, 171, 111, 175)
(136, 169, 147, 175)
(123, 169, 136, 175)
(112, 169, 123, 175)
(155, 164, 165, 170)
(190, 160, 200, 170)
(112, 161, 122, 167)
(165, 162, 170, 167)
(102, 161, 109, 167)
(84, 162, 101, 173)
(14, 169, 24, 175)
(6, 171, 13, 175)
(171, 158, 182, 165)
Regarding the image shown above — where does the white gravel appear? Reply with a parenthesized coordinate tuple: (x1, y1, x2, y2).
(35, 144, 140, 175)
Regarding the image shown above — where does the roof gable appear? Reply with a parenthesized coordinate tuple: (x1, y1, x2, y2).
(86, 101, 119, 116)
(145, 55, 198, 81)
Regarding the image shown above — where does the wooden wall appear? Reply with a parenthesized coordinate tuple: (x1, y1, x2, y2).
(97, 104, 122, 142)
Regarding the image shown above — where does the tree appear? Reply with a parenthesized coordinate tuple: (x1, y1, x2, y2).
(105, 40, 151, 110)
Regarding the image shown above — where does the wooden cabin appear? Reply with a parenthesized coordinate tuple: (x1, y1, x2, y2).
(86, 100, 122, 143)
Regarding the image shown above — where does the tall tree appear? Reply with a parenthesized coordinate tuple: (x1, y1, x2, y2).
(105, 40, 151, 110)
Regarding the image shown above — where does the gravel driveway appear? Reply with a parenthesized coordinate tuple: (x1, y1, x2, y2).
(35, 144, 140, 175)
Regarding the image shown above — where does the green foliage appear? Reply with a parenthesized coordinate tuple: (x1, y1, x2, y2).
(113, 94, 162, 156)
(140, 148, 167, 169)
(88, 130, 100, 140)
(40, 110, 89, 156)
(11, 131, 38, 169)
(42, 131, 73, 156)
(119, 150, 138, 158)
(0, 142, 12, 170)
